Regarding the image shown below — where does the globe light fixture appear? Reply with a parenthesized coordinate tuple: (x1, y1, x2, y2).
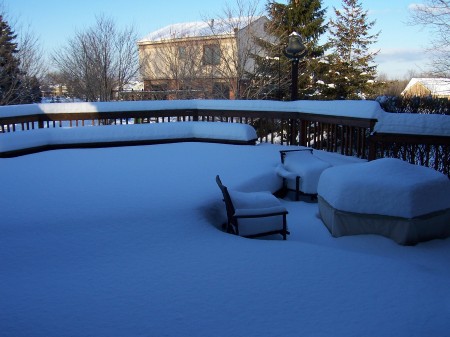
(283, 32, 307, 101)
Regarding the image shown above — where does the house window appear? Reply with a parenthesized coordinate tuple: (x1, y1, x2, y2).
(213, 82, 230, 99)
(203, 44, 221, 66)
(178, 46, 186, 59)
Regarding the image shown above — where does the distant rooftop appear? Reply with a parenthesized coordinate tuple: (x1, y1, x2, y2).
(402, 78, 450, 97)
(139, 16, 265, 43)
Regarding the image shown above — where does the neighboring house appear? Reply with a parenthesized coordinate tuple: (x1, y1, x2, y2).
(115, 81, 146, 101)
(40, 84, 69, 102)
(401, 78, 450, 98)
(138, 16, 271, 100)
(41, 84, 67, 98)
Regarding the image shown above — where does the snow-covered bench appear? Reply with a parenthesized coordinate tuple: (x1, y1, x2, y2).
(318, 158, 450, 245)
(0, 122, 258, 157)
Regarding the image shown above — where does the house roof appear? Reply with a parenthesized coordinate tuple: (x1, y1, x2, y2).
(139, 16, 265, 43)
(402, 78, 450, 96)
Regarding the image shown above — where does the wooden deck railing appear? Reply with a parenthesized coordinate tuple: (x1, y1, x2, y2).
(1, 103, 449, 176)
(369, 133, 450, 177)
(0, 107, 377, 159)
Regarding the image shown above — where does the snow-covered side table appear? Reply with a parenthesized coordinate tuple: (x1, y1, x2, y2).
(317, 158, 450, 245)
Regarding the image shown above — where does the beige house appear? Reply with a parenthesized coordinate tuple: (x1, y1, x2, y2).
(40, 84, 68, 100)
(402, 78, 450, 98)
(138, 16, 271, 100)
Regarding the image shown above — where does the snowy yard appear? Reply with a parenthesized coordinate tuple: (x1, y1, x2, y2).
(1, 142, 450, 337)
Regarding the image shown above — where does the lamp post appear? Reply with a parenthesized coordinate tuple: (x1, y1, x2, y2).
(284, 32, 307, 145)
(283, 32, 307, 101)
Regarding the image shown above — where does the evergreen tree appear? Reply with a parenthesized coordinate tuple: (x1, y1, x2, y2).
(324, 0, 380, 99)
(20, 76, 42, 104)
(0, 15, 21, 105)
(0, 15, 40, 105)
(251, 0, 328, 100)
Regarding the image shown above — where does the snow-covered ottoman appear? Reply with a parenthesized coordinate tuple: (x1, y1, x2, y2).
(317, 158, 450, 245)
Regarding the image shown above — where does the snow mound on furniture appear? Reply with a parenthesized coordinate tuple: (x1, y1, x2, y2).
(0, 122, 257, 154)
(318, 158, 450, 218)
(281, 150, 332, 195)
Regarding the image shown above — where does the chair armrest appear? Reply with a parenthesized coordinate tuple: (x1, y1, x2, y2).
(280, 148, 313, 163)
(280, 148, 313, 154)
(234, 206, 288, 218)
(275, 164, 298, 180)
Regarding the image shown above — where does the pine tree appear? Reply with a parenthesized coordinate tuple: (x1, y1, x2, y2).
(0, 15, 21, 105)
(20, 76, 42, 104)
(0, 15, 41, 105)
(251, 0, 328, 100)
(324, 0, 380, 99)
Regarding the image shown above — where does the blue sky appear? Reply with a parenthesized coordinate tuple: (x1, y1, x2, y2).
(5, 0, 432, 79)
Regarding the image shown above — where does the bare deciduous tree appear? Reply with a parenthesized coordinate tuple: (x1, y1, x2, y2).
(16, 22, 47, 82)
(205, 0, 267, 99)
(53, 15, 139, 101)
(409, 0, 450, 75)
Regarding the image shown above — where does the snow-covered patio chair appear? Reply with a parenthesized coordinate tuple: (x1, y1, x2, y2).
(216, 175, 289, 240)
(276, 149, 332, 201)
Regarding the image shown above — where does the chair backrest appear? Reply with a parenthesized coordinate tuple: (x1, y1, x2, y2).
(216, 175, 236, 223)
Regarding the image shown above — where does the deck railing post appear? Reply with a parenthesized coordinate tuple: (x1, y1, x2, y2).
(368, 134, 377, 161)
(38, 115, 44, 129)
(289, 118, 296, 145)
(299, 119, 307, 147)
(192, 109, 199, 122)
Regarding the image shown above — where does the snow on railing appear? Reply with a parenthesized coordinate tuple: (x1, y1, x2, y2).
(0, 100, 378, 154)
(1, 99, 449, 175)
(370, 112, 450, 177)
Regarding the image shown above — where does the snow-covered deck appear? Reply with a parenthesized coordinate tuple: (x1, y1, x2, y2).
(1, 142, 449, 337)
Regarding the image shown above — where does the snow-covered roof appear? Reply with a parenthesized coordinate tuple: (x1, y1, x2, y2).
(139, 16, 264, 43)
(122, 81, 144, 91)
(402, 78, 450, 97)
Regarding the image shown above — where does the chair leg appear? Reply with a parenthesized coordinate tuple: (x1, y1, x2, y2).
(282, 214, 287, 240)
(276, 178, 288, 198)
(226, 221, 237, 235)
(295, 176, 300, 201)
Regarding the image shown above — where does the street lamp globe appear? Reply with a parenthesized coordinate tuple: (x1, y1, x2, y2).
(285, 32, 306, 59)
(283, 31, 307, 101)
